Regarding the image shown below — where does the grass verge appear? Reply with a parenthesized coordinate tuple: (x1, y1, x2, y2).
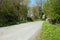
(36, 21, 60, 40)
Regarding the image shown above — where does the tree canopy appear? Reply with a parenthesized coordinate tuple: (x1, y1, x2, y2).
(43, 0, 60, 23)
(0, 0, 30, 27)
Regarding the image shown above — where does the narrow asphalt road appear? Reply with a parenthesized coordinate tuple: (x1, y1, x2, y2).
(0, 21, 43, 40)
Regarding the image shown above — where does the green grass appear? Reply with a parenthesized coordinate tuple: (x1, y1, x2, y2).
(36, 22, 60, 40)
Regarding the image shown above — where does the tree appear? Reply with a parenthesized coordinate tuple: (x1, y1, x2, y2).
(19, 0, 30, 22)
(35, 0, 43, 19)
(0, 0, 18, 26)
(0, 0, 30, 26)
(43, 0, 60, 23)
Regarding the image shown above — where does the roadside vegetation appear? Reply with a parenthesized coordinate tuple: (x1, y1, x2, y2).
(36, 21, 60, 40)
(36, 0, 60, 40)
(43, 0, 60, 24)
(0, 0, 43, 27)
(0, 0, 29, 27)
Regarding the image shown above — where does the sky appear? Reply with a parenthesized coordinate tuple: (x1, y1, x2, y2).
(29, 0, 36, 6)
(28, 0, 46, 7)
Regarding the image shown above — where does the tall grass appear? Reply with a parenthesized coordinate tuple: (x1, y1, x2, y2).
(36, 22, 60, 40)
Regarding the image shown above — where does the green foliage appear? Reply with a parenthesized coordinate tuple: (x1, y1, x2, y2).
(43, 0, 60, 23)
(0, 0, 17, 26)
(0, 0, 29, 27)
(36, 22, 60, 40)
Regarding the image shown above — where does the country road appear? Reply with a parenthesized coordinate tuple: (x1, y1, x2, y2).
(0, 21, 43, 40)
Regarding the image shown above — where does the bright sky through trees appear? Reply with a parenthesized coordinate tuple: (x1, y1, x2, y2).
(28, 0, 46, 7)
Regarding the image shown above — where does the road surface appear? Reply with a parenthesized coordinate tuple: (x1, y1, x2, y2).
(0, 21, 43, 40)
